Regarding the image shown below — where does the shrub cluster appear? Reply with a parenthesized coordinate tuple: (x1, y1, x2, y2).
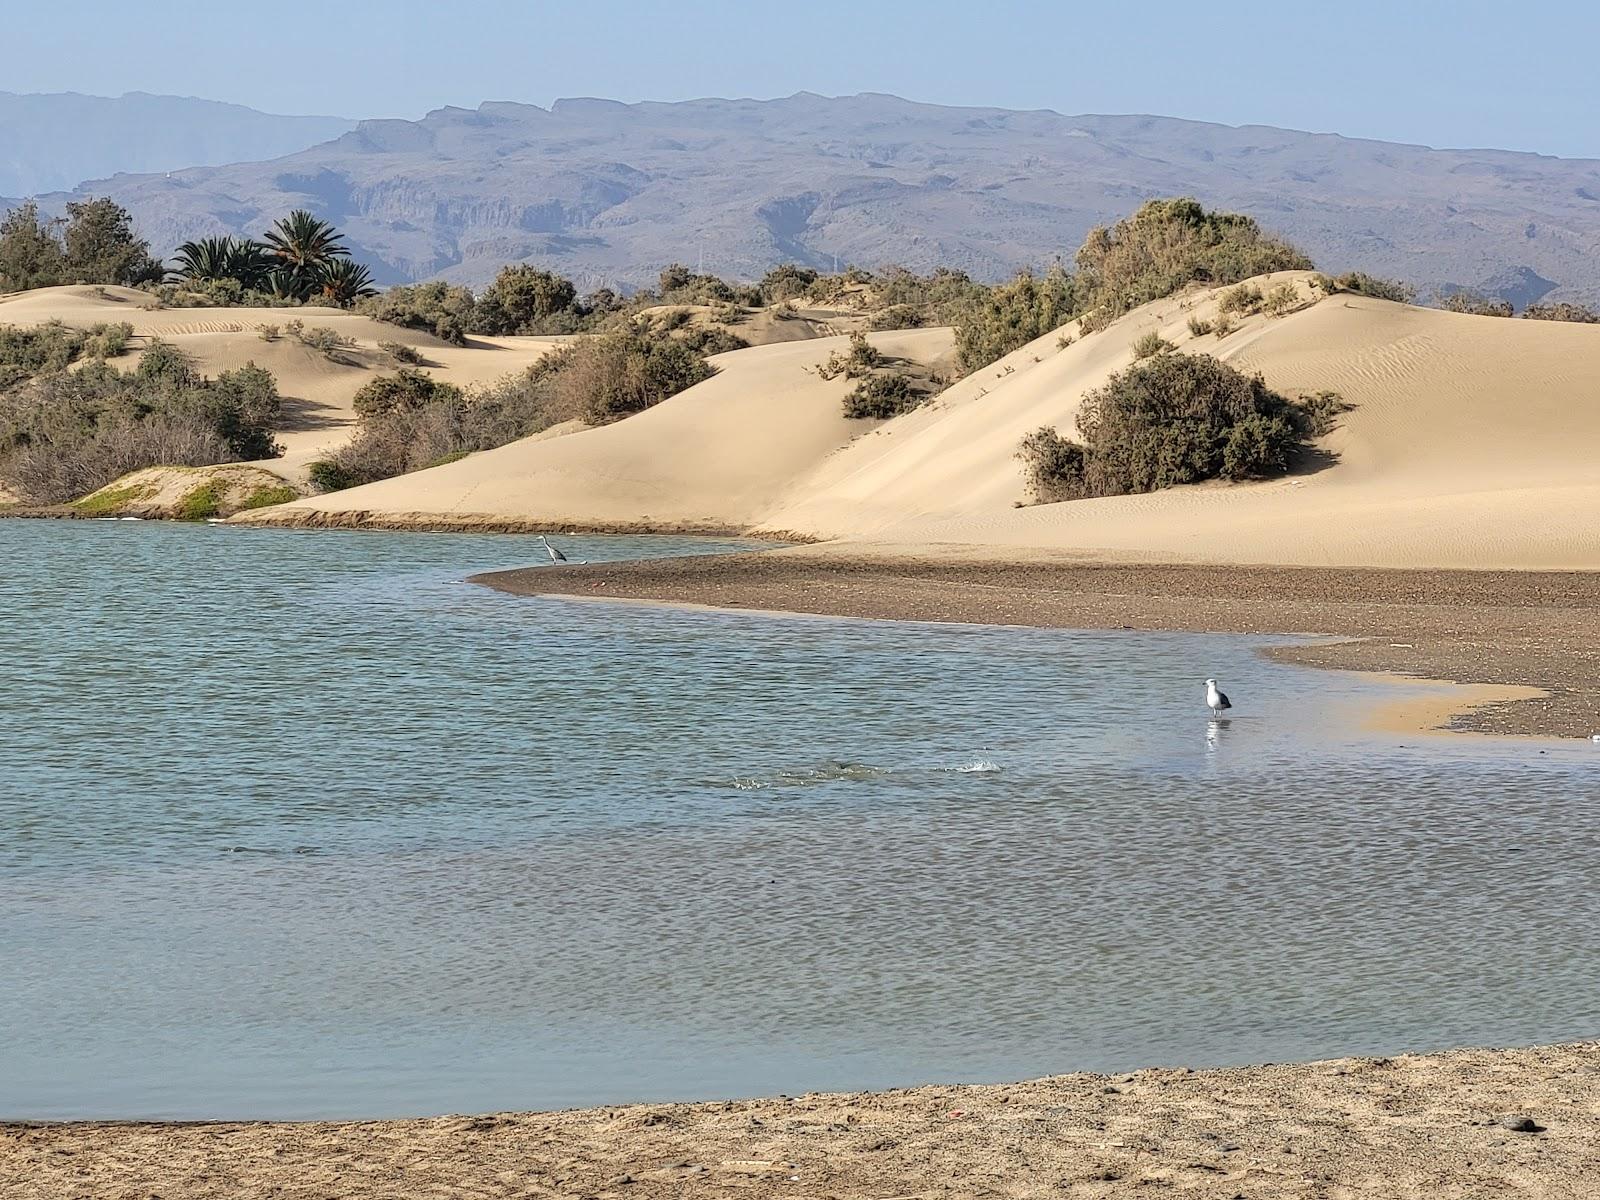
(0, 343, 282, 504)
(0, 320, 133, 387)
(1074, 199, 1313, 320)
(1016, 353, 1309, 501)
(1131, 331, 1175, 359)
(1218, 283, 1264, 315)
(1325, 272, 1416, 303)
(842, 374, 919, 419)
(356, 281, 478, 343)
(1522, 301, 1600, 323)
(816, 332, 883, 380)
(314, 330, 716, 489)
(955, 267, 1078, 372)
(1440, 290, 1514, 317)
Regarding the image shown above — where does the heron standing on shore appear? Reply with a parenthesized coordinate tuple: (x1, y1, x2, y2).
(1205, 678, 1232, 717)
(538, 535, 568, 564)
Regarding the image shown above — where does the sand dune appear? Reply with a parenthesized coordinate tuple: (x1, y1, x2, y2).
(243, 270, 1600, 569)
(13, 277, 1600, 569)
(239, 329, 957, 530)
(0, 285, 565, 474)
(812, 279, 1600, 569)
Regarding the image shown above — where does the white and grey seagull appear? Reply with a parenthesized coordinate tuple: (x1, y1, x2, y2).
(537, 535, 568, 564)
(1205, 678, 1232, 717)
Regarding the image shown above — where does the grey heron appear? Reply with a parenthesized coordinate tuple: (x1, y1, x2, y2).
(1205, 678, 1232, 717)
(538, 535, 568, 564)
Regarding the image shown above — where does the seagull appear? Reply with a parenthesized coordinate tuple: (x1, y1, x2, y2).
(1205, 678, 1232, 717)
(537, 535, 568, 564)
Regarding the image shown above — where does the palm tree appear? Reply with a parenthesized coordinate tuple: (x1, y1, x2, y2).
(315, 259, 378, 305)
(171, 237, 233, 282)
(171, 236, 273, 289)
(263, 210, 349, 298)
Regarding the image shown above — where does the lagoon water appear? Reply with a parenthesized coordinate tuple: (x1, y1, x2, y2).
(2, 520, 1597, 1119)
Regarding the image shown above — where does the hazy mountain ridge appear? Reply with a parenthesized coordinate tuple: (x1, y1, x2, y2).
(0, 91, 354, 196)
(32, 92, 1600, 299)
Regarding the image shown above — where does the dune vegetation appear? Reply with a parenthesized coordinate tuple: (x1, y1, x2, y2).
(0, 340, 281, 504)
(15, 188, 1586, 537)
(1016, 354, 1324, 502)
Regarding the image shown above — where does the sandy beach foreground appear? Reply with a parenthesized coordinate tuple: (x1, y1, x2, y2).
(6, 1043, 1596, 1198)
(475, 549, 1600, 740)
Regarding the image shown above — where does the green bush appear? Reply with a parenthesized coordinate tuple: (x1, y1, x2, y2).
(1522, 301, 1600, 323)
(1329, 272, 1415, 303)
(306, 460, 355, 493)
(351, 369, 462, 419)
(0, 321, 134, 386)
(357, 281, 478, 344)
(473, 265, 580, 335)
(291, 324, 357, 359)
(873, 265, 988, 329)
(1264, 283, 1302, 316)
(1440, 290, 1514, 317)
(1218, 283, 1263, 315)
(1077, 308, 1113, 335)
(656, 264, 737, 305)
(240, 484, 298, 510)
(1186, 316, 1214, 337)
(1016, 353, 1306, 501)
(677, 326, 750, 355)
(1294, 390, 1352, 437)
(1131, 331, 1175, 359)
(1, 341, 285, 504)
(552, 331, 716, 422)
(817, 331, 883, 380)
(325, 330, 716, 487)
(1016, 426, 1088, 502)
(869, 304, 924, 331)
(842, 373, 919, 419)
(759, 264, 819, 303)
(955, 266, 1077, 372)
(1074, 198, 1312, 321)
(378, 340, 423, 364)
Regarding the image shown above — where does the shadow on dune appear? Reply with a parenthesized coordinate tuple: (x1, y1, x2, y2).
(276, 395, 350, 434)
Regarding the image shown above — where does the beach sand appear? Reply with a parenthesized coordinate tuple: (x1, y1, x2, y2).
(6, 1042, 1596, 1198)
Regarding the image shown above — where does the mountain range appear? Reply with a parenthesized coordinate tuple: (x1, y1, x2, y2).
(17, 91, 1600, 301)
(0, 91, 354, 196)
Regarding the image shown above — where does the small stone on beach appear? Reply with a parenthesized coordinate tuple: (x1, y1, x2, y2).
(1497, 1115, 1546, 1133)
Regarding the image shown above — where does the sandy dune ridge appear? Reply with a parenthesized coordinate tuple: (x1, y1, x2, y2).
(219, 271, 1600, 570)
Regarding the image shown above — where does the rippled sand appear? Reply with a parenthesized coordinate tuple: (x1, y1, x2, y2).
(6, 1042, 1597, 1198)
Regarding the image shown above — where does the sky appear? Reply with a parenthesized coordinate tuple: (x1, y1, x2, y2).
(8, 0, 1598, 158)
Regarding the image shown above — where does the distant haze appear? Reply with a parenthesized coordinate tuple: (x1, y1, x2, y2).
(0, 91, 353, 195)
(36, 92, 1600, 305)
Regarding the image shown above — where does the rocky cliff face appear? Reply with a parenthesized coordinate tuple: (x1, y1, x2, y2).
(37, 92, 1600, 300)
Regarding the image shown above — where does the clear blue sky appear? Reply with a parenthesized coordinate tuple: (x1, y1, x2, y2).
(9, 0, 1597, 157)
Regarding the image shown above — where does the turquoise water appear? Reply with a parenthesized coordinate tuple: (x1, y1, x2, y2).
(2, 520, 1597, 1119)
